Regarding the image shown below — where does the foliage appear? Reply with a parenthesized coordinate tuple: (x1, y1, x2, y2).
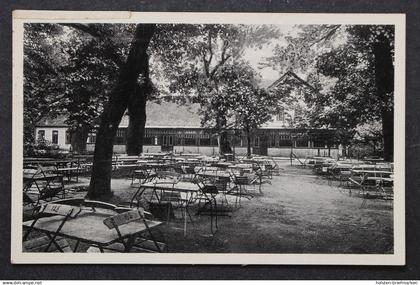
(152, 24, 280, 131)
(58, 26, 121, 134)
(24, 24, 134, 151)
(220, 63, 277, 134)
(262, 24, 394, 155)
(23, 24, 65, 145)
(24, 137, 70, 158)
(269, 71, 316, 129)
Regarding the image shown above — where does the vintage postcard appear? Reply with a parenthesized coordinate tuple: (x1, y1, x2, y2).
(11, 10, 405, 264)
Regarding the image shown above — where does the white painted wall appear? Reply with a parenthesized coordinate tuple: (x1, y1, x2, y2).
(35, 127, 71, 150)
(143, 145, 162, 153)
(267, 147, 339, 158)
(173, 146, 218, 156)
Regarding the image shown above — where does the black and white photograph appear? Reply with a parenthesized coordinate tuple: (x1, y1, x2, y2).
(11, 11, 405, 264)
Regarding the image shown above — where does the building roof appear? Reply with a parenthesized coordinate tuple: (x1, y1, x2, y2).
(267, 70, 316, 91)
(122, 101, 202, 128)
(37, 115, 68, 127)
(38, 101, 203, 129)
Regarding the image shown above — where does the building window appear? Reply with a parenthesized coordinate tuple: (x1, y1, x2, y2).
(176, 136, 183, 145)
(276, 107, 285, 121)
(87, 133, 96, 144)
(184, 137, 197, 146)
(143, 137, 153, 145)
(254, 137, 259, 147)
(313, 140, 325, 148)
(115, 129, 126, 145)
(65, 130, 71, 144)
(52, 130, 59, 144)
(199, 138, 211, 146)
(162, 135, 174, 146)
(270, 134, 276, 147)
(296, 139, 308, 147)
(279, 139, 292, 147)
(37, 130, 45, 140)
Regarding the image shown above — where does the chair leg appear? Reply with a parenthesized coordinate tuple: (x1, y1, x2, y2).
(214, 196, 218, 230)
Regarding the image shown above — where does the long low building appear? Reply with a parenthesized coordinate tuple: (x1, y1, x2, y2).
(36, 101, 340, 158)
(35, 71, 341, 158)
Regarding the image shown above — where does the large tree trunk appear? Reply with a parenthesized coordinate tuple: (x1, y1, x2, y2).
(88, 24, 156, 200)
(126, 78, 150, 155)
(70, 125, 90, 154)
(217, 114, 231, 155)
(381, 109, 394, 161)
(220, 131, 232, 154)
(245, 124, 251, 158)
(373, 35, 394, 162)
(246, 134, 251, 158)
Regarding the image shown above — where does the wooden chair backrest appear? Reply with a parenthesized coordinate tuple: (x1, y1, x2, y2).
(103, 208, 145, 229)
(83, 200, 117, 211)
(155, 171, 180, 179)
(40, 203, 81, 218)
(23, 168, 39, 176)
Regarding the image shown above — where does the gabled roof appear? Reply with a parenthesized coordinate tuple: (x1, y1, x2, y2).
(37, 115, 68, 127)
(267, 70, 316, 92)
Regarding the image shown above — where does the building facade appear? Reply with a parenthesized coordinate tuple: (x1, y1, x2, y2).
(34, 72, 340, 158)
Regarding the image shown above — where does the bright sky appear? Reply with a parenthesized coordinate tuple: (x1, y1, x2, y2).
(242, 25, 298, 84)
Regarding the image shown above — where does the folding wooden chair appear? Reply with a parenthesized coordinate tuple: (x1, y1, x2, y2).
(194, 177, 220, 235)
(38, 166, 66, 201)
(23, 203, 81, 252)
(88, 208, 166, 253)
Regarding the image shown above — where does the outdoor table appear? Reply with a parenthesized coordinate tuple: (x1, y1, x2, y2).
(23, 172, 65, 207)
(132, 180, 201, 236)
(197, 170, 232, 179)
(211, 162, 232, 169)
(24, 159, 79, 168)
(352, 164, 392, 171)
(348, 167, 394, 198)
(22, 209, 162, 252)
(23, 173, 64, 192)
(350, 169, 393, 177)
(228, 163, 253, 172)
(55, 167, 80, 182)
(137, 159, 152, 164)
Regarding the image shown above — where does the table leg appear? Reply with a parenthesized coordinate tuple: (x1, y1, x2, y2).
(184, 208, 187, 237)
(45, 232, 64, 253)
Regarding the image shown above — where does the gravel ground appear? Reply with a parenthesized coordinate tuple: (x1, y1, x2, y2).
(23, 161, 394, 253)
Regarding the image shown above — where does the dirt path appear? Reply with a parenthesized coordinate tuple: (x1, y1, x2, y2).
(110, 162, 393, 253)
(24, 162, 393, 254)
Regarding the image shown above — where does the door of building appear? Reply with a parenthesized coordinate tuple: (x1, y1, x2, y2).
(161, 135, 174, 152)
(252, 135, 268, 156)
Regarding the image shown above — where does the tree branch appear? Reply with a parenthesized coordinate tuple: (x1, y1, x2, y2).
(60, 23, 124, 68)
(309, 25, 341, 47)
(210, 40, 231, 79)
(61, 23, 104, 38)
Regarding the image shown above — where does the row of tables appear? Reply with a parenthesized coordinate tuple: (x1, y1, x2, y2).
(22, 153, 279, 252)
(305, 156, 394, 204)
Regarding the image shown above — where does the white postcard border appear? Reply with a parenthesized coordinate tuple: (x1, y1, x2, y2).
(11, 10, 406, 265)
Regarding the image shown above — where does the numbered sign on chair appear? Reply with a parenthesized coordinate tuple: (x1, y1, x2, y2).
(41, 203, 80, 218)
(103, 209, 145, 229)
